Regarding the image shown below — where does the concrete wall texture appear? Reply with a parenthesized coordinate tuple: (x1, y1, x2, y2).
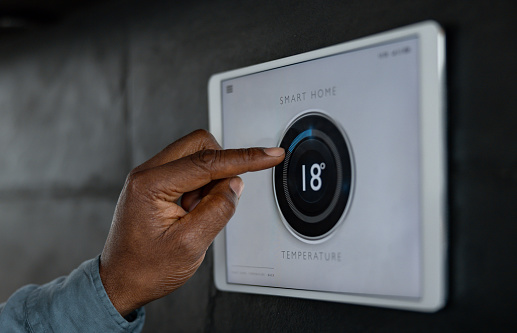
(0, 0, 516, 331)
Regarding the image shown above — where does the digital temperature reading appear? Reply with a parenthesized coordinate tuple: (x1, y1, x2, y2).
(274, 112, 354, 242)
(302, 163, 325, 192)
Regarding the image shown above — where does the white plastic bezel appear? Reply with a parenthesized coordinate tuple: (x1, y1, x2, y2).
(208, 21, 446, 312)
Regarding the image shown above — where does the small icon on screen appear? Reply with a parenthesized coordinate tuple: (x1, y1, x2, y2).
(226, 85, 233, 94)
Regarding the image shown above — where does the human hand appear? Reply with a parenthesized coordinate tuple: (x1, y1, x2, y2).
(99, 130, 284, 316)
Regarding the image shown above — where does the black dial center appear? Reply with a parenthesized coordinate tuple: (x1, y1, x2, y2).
(287, 138, 336, 214)
(274, 112, 353, 241)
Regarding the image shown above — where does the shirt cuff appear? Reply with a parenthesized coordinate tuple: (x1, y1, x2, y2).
(25, 256, 145, 332)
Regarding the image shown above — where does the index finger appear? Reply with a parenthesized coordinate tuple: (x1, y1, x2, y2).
(142, 147, 285, 202)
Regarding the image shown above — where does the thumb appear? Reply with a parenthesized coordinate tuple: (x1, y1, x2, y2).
(174, 177, 244, 249)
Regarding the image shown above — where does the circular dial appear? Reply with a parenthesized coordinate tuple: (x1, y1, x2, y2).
(274, 112, 353, 241)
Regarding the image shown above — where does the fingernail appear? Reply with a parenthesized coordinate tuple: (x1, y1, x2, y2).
(263, 147, 285, 157)
(230, 178, 244, 198)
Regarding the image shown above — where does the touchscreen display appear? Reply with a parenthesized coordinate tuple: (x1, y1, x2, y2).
(221, 37, 421, 298)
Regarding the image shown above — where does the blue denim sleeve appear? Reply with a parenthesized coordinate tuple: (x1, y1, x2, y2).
(0, 256, 145, 332)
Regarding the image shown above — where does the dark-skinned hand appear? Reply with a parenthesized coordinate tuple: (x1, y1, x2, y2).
(99, 129, 285, 316)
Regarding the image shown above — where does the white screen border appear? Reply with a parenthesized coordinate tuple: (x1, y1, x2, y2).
(208, 21, 446, 312)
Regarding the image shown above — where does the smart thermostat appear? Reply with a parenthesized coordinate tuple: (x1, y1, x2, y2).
(208, 21, 446, 312)
(274, 112, 354, 243)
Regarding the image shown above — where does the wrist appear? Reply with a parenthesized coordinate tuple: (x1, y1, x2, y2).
(99, 256, 139, 317)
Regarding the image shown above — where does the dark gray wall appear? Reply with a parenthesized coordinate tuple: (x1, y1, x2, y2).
(1, 0, 516, 331)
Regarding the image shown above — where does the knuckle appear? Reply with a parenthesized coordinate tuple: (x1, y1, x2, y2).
(192, 128, 211, 140)
(191, 149, 221, 172)
(128, 164, 143, 176)
(124, 170, 149, 194)
(192, 129, 220, 149)
(241, 148, 254, 164)
(176, 229, 205, 260)
(232, 148, 254, 171)
(177, 231, 197, 253)
(199, 149, 219, 164)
